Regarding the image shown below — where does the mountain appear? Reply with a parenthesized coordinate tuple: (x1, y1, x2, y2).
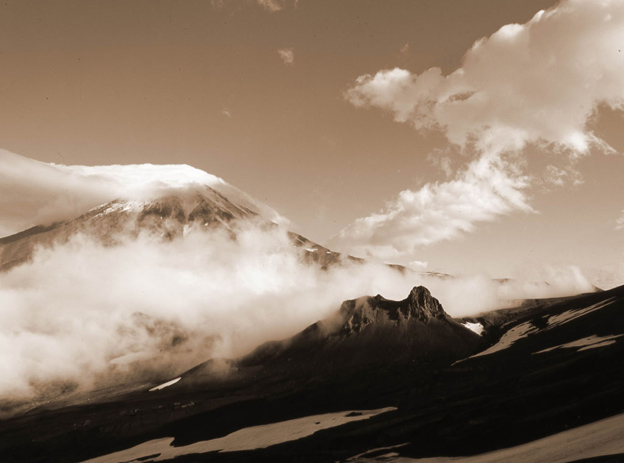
(0, 188, 241, 271)
(180, 286, 483, 386)
(0, 151, 288, 238)
(0, 185, 351, 272)
(3, 285, 624, 463)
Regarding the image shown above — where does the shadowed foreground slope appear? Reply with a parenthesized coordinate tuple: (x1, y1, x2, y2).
(2, 285, 624, 463)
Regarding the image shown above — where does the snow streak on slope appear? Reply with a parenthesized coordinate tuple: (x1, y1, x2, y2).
(81, 407, 397, 462)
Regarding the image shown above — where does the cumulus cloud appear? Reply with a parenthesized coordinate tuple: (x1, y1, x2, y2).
(0, 149, 287, 237)
(0, 218, 593, 402)
(338, 0, 624, 259)
(347, 0, 624, 155)
(277, 47, 295, 65)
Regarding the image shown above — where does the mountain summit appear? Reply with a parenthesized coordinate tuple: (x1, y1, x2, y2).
(0, 186, 265, 271)
(338, 285, 447, 335)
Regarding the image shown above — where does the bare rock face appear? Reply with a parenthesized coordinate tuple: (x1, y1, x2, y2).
(404, 285, 447, 322)
(225, 285, 484, 377)
(337, 286, 449, 335)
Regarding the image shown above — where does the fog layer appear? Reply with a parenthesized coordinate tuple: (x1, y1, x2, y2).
(0, 221, 592, 400)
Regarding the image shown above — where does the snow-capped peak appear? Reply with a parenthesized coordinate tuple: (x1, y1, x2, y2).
(0, 149, 289, 237)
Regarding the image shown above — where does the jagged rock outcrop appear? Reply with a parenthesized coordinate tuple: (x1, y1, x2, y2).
(184, 286, 485, 385)
(338, 286, 448, 334)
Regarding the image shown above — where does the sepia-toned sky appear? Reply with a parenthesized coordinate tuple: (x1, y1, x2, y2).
(1, 0, 623, 285)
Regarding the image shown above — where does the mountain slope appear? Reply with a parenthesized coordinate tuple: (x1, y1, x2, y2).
(0, 185, 355, 272)
(179, 286, 484, 386)
(2, 286, 624, 463)
(0, 187, 253, 271)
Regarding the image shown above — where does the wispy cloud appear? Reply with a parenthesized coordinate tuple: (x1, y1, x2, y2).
(617, 211, 624, 231)
(0, 222, 592, 400)
(336, 0, 624, 260)
(257, 0, 297, 12)
(329, 152, 532, 260)
(544, 164, 584, 188)
(277, 47, 295, 65)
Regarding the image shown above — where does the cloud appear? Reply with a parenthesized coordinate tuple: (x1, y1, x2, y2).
(257, 0, 297, 12)
(616, 211, 624, 230)
(338, 0, 624, 260)
(347, 0, 624, 155)
(544, 164, 584, 187)
(329, 152, 532, 260)
(0, 217, 593, 402)
(277, 47, 295, 65)
(427, 150, 453, 178)
(407, 260, 428, 271)
(0, 149, 288, 237)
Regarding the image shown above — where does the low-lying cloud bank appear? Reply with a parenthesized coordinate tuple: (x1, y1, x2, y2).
(334, 0, 624, 260)
(0, 220, 593, 401)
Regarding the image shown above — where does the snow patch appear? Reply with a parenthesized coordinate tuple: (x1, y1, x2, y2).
(149, 377, 181, 392)
(462, 322, 484, 336)
(547, 298, 617, 328)
(461, 297, 621, 362)
(92, 201, 143, 218)
(80, 407, 396, 462)
(534, 334, 623, 354)
(469, 321, 537, 358)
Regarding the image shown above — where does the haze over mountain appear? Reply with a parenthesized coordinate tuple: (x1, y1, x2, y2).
(179, 286, 484, 388)
(0, 162, 595, 406)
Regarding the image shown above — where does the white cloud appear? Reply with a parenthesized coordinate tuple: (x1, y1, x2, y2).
(347, 1, 624, 155)
(257, 0, 297, 12)
(0, 220, 592, 401)
(616, 211, 624, 230)
(427, 150, 453, 178)
(277, 47, 295, 65)
(544, 164, 584, 188)
(407, 260, 428, 271)
(329, 152, 532, 260)
(338, 0, 624, 260)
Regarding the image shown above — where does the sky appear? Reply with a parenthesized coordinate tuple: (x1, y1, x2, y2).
(1, 0, 624, 286)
